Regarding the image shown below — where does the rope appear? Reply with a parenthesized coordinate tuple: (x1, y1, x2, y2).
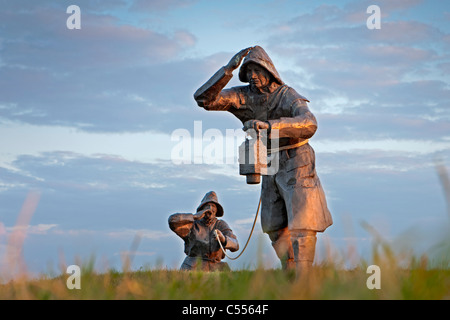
(214, 193, 262, 260)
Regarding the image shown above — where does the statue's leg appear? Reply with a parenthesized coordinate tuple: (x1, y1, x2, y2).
(267, 227, 295, 270)
(213, 261, 230, 272)
(261, 175, 293, 269)
(290, 229, 317, 275)
(180, 256, 195, 270)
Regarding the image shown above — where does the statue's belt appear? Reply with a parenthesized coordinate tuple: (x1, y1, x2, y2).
(268, 139, 309, 154)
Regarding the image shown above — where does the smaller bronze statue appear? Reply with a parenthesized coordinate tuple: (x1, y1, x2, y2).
(168, 191, 239, 271)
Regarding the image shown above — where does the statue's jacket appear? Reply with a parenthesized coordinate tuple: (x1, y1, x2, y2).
(168, 214, 239, 263)
(194, 54, 332, 233)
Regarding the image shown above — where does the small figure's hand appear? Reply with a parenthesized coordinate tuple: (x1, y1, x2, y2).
(225, 47, 254, 72)
(194, 208, 208, 220)
(214, 229, 226, 243)
(243, 120, 270, 133)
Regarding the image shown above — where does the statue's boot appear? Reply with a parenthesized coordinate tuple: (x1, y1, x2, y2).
(268, 227, 295, 271)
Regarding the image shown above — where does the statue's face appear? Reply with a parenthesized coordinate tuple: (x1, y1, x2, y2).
(202, 203, 217, 221)
(246, 62, 271, 90)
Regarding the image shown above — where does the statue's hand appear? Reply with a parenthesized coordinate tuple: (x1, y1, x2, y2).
(225, 47, 254, 72)
(243, 119, 270, 133)
(194, 208, 208, 220)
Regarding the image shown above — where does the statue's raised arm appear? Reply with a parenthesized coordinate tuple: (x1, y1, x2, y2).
(194, 47, 253, 110)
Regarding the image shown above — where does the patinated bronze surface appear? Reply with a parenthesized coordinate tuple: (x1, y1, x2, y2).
(168, 191, 239, 271)
(194, 46, 332, 272)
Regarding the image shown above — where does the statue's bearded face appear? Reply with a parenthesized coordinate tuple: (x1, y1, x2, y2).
(246, 63, 271, 91)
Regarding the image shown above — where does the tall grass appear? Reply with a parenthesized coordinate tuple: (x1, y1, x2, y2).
(0, 258, 448, 300)
(1, 222, 448, 300)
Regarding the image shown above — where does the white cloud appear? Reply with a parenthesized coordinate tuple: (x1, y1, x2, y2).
(4, 225, 172, 241)
(52, 229, 97, 236)
(5, 223, 58, 235)
(0, 123, 173, 170)
(107, 229, 172, 240)
(130, 0, 199, 12)
(234, 215, 257, 226)
(114, 251, 156, 257)
(314, 138, 450, 154)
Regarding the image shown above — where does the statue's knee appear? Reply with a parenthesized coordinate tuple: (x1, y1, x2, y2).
(290, 229, 317, 262)
(268, 227, 293, 261)
(267, 227, 290, 244)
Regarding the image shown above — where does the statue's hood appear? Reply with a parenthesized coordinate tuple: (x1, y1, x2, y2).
(238, 46, 283, 85)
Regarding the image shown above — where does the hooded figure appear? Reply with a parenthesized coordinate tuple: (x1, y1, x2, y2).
(238, 47, 283, 85)
(194, 46, 332, 273)
(196, 191, 224, 217)
(168, 191, 239, 271)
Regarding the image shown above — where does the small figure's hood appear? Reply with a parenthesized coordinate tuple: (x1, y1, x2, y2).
(196, 191, 224, 217)
(239, 46, 283, 85)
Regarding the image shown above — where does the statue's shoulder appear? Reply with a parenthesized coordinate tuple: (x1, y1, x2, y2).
(281, 85, 310, 103)
(216, 219, 232, 230)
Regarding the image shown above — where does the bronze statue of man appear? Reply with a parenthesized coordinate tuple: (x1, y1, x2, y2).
(194, 46, 332, 273)
(168, 191, 239, 271)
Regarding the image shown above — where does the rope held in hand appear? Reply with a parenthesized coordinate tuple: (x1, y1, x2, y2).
(215, 194, 262, 260)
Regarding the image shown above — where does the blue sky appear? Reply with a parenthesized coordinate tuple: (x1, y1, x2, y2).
(0, 0, 449, 277)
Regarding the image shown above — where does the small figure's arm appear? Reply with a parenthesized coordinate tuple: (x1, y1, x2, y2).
(168, 213, 194, 239)
(168, 208, 211, 238)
